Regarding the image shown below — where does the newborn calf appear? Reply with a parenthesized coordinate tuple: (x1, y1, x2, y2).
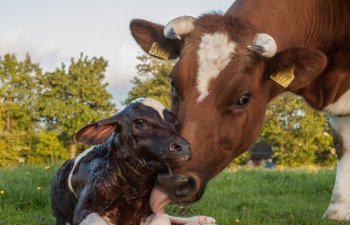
(51, 98, 215, 225)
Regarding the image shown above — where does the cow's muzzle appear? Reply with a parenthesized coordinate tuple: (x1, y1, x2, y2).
(156, 172, 203, 204)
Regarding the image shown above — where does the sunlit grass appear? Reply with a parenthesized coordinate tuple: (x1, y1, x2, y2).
(0, 165, 348, 225)
(0, 164, 58, 225)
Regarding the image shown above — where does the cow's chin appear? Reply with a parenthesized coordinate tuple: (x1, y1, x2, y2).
(152, 172, 206, 208)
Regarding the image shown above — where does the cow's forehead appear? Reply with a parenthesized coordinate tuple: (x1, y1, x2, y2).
(131, 97, 165, 119)
(196, 32, 237, 102)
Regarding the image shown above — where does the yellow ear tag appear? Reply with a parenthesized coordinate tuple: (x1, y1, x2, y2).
(270, 66, 295, 88)
(148, 42, 171, 60)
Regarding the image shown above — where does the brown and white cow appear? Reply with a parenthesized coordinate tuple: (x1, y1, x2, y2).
(130, 0, 350, 220)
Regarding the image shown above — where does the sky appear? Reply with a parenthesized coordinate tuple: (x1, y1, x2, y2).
(0, 0, 233, 109)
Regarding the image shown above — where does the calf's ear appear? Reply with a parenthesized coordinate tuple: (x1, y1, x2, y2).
(267, 48, 327, 90)
(130, 19, 181, 59)
(75, 116, 120, 145)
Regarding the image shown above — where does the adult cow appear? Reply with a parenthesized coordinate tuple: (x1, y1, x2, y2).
(130, 0, 350, 220)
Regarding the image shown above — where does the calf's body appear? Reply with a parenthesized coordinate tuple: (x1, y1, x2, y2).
(51, 98, 193, 225)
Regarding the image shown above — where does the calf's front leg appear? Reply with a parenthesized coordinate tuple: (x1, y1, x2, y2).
(145, 214, 216, 225)
(73, 187, 110, 225)
(79, 213, 110, 225)
(168, 215, 216, 225)
(324, 116, 350, 221)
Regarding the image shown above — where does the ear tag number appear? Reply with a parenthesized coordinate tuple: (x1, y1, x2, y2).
(270, 66, 295, 88)
(149, 42, 171, 60)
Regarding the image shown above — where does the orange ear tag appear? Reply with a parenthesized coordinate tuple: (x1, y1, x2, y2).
(270, 66, 295, 88)
(148, 42, 171, 60)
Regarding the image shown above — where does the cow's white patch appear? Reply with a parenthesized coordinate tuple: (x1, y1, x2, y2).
(325, 89, 350, 116)
(196, 33, 236, 102)
(68, 147, 94, 197)
(324, 116, 350, 220)
(79, 213, 111, 225)
(132, 97, 166, 119)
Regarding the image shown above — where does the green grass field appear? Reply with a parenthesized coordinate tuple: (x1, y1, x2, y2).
(0, 165, 349, 225)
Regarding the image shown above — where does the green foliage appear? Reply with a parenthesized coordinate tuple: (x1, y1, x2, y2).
(260, 93, 336, 167)
(0, 53, 116, 166)
(0, 54, 41, 166)
(124, 54, 174, 107)
(38, 54, 116, 157)
(28, 132, 66, 164)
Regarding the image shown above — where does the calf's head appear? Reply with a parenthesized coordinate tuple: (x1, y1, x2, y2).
(130, 14, 327, 203)
(75, 98, 191, 173)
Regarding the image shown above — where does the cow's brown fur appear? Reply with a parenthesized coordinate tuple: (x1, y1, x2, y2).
(130, 0, 350, 205)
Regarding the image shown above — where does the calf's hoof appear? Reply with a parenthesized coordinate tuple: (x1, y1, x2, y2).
(195, 216, 216, 224)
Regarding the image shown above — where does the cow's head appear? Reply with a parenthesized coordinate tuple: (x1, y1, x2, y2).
(130, 14, 327, 203)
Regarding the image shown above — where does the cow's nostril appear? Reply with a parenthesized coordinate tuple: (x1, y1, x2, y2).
(175, 176, 196, 197)
(170, 143, 183, 152)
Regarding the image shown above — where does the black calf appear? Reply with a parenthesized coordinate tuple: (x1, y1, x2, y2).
(51, 98, 191, 225)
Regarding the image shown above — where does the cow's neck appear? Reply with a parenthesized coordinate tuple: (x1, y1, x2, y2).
(227, 0, 350, 51)
(227, 0, 350, 112)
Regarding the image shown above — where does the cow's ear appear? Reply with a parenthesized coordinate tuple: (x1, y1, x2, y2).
(267, 48, 327, 90)
(130, 19, 182, 59)
(75, 115, 121, 145)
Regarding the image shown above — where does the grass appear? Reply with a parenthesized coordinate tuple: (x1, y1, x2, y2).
(0, 165, 349, 225)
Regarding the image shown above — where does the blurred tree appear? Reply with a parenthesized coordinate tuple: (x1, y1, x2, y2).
(0, 54, 41, 166)
(28, 131, 66, 164)
(37, 54, 116, 158)
(260, 93, 335, 166)
(124, 54, 174, 108)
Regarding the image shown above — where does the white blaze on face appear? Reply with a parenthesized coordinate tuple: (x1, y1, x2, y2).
(325, 89, 350, 116)
(132, 97, 166, 119)
(196, 32, 236, 102)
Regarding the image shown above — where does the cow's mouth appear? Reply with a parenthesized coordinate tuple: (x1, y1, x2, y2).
(150, 172, 204, 214)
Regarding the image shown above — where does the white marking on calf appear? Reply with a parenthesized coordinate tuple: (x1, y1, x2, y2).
(79, 213, 112, 225)
(324, 116, 350, 220)
(132, 97, 166, 119)
(68, 147, 94, 197)
(169, 215, 216, 224)
(102, 216, 113, 225)
(325, 89, 350, 116)
(196, 33, 236, 102)
(144, 214, 171, 225)
(144, 214, 216, 225)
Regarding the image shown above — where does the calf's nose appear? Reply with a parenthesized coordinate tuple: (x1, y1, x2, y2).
(169, 140, 191, 160)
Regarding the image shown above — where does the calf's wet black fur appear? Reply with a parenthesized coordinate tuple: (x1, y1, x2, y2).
(51, 98, 191, 225)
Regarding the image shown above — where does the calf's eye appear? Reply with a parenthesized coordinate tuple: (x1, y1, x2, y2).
(134, 118, 144, 127)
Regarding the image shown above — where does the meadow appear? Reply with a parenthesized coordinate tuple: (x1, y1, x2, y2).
(0, 165, 349, 225)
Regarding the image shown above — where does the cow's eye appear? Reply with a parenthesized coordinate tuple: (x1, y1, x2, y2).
(238, 93, 251, 106)
(134, 118, 144, 127)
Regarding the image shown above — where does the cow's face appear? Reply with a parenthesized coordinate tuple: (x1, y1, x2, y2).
(130, 14, 327, 203)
